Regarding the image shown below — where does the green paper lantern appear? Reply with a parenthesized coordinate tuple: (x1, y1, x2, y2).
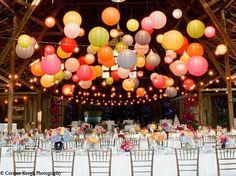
(88, 27, 109, 47)
(187, 20, 205, 39)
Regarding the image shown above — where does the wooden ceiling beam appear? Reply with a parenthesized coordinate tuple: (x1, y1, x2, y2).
(0, 75, 9, 83)
(0, 0, 15, 14)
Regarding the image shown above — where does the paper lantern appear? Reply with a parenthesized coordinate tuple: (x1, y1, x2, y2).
(40, 74, 54, 88)
(62, 84, 74, 96)
(45, 16, 55, 28)
(117, 49, 137, 69)
(165, 87, 177, 98)
(169, 60, 187, 76)
(205, 26, 216, 38)
(146, 50, 161, 67)
(76, 65, 93, 81)
(183, 79, 195, 90)
(54, 70, 64, 83)
(141, 16, 154, 31)
(137, 71, 144, 78)
(63, 11, 82, 26)
(64, 22, 80, 39)
(216, 44, 227, 55)
(106, 77, 114, 85)
(180, 52, 190, 63)
(111, 71, 120, 81)
(94, 65, 103, 77)
(175, 37, 189, 54)
(88, 27, 109, 47)
(166, 50, 177, 59)
(122, 78, 134, 91)
(150, 73, 158, 81)
(44, 45, 55, 56)
(135, 30, 151, 45)
(102, 57, 115, 68)
(187, 20, 205, 38)
(165, 77, 174, 87)
(152, 75, 166, 88)
(18, 34, 32, 48)
(15, 45, 34, 59)
(97, 46, 113, 62)
(164, 56, 173, 64)
(117, 67, 130, 79)
(61, 37, 77, 53)
(162, 30, 184, 50)
(78, 56, 86, 65)
(132, 78, 139, 88)
(136, 87, 146, 97)
(90, 66, 97, 81)
(110, 29, 119, 38)
(57, 46, 72, 59)
(149, 11, 167, 29)
(115, 42, 128, 53)
(172, 9, 182, 19)
(87, 45, 97, 55)
(85, 54, 95, 64)
(31, 37, 36, 46)
(78, 28, 85, 37)
(41, 54, 61, 75)
(102, 7, 120, 26)
(127, 19, 139, 32)
(122, 35, 133, 46)
(63, 70, 72, 80)
(187, 56, 208, 76)
(187, 43, 204, 57)
(31, 61, 44, 77)
(136, 55, 145, 68)
(134, 43, 149, 55)
(72, 74, 79, 82)
(146, 64, 154, 70)
(79, 80, 92, 89)
(156, 34, 164, 44)
(65, 57, 80, 72)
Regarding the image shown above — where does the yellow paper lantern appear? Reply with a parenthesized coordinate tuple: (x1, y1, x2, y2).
(57, 46, 72, 59)
(63, 11, 82, 26)
(162, 30, 184, 51)
(122, 78, 134, 91)
(106, 77, 114, 85)
(165, 77, 174, 87)
(136, 55, 145, 68)
(40, 74, 54, 88)
(115, 42, 128, 53)
(156, 34, 164, 44)
(94, 65, 103, 77)
(127, 19, 139, 32)
(180, 52, 190, 64)
(54, 70, 64, 83)
(216, 44, 227, 55)
(18, 34, 32, 48)
(187, 20, 205, 39)
(90, 66, 97, 81)
(110, 29, 119, 38)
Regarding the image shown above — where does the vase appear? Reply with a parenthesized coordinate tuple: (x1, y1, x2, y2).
(221, 142, 226, 149)
(54, 141, 63, 150)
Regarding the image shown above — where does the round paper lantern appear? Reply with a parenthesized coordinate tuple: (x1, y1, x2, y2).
(57, 46, 72, 59)
(88, 27, 109, 47)
(122, 78, 134, 91)
(134, 43, 149, 55)
(156, 34, 164, 44)
(45, 16, 56, 28)
(122, 35, 133, 46)
(136, 87, 146, 97)
(63, 70, 72, 80)
(152, 75, 166, 88)
(165, 77, 174, 87)
(187, 56, 208, 76)
(137, 71, 144, 78)
(63, 11, 82, 26)
(102, 7, 120, 26)
(166, 50, 177, 59)
(127, 19, 139, 32)
(150, 73, 158, 81)
(18, 34, 32, 48)
(61, 37, 77, 53)
(78, 28, 85, 37)
(135, 30, 151, 45)
(162, 30, 184, 50)
(40, 74, 54, 88)
(146, 64, 154, 70)
(172, 9, 182, 19)
(117, 49, 137, 69)
(183, 79, 195, 90)
(187, 43, 204, 57)
(149, 11, 167, 29)
(132, 78, 139, 88)
(146, 50, 161, 67)
(175, 37, 189, 54)
(169, 60, 187, 76)
(31, 61, 44, 77)
(79, 80, 92, 89)
(65, 57, 80, 72)
(136, 55, 145, 68)
(62, 84, 74, 96)
(97, 46, 113, 62)
(106, 77, 114, 85)
(41, 54, 61, 75)
(31, 37, 36, 46)
(216, 44, 227, 55)
(90, 66, 97, 81)
(87, 45, 97, 54)
(141, 16, 154, 31)
(85, 54, 95, 64)
(117, 67, 130, 79)
(115, 42, 128, 53)
(72, 74, 79, 82)
(110, 29, 120, 38)
(76, 65, 93, 81)
(180, 53, 190, 63)
(102, 57, 115, 68)
(94, 65, 103, 77)
(165, 87, 177, 98)
(204, 26, 216, 38)
(64, 22, 80, 39)
(111, 71, 120, 81)
(44, 45, 55, 56)
(78, 56, 86, 65)
(164, 56, 173, 64)
(187, 20, 205, 38)
(54, 70, 64, 83)
(15, 45, 34, 59)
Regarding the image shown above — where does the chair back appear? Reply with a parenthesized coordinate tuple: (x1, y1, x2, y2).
(216, 147, 236, 176)
(87, 149, 112, 176)
(127, 138, 140, 149)
(228, 135, 236, 144)
(100, 138, 115, 149)
(25, 139, 38, 150)
(64, 140, 77, 149)
(38, 139, 51, 149)
(13, 150, 37, 175)
(51, 149, 75, 176)
(130, 149, 154, 176)
(203, 135, 217, 146)
(175, 148, 199, 176)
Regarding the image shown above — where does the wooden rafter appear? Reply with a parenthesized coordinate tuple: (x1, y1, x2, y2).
(0, 0, 14, 14)
(0, 75, 9, 83)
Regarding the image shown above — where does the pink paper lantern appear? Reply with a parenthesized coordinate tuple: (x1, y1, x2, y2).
(137, 71, 144, 78)
(134, 43, 149, 55)
(72, 74, 79, 82)
(76, 65, 93, 81)
(187, 56, 208, 76)
(41, 54, 61, 75)
(152, 75, 166, 88)
(65, 57, 80, 72)
(169, 60, 187, 76)
(150, 72, 158, 81)
(141, 16, 154, 31)
(149, 11, 167, 29)
(204, 26, 216, 38)
(164, 56, 173, 64)
(79, 80, 92, 89)
(117, 67, 130, 79)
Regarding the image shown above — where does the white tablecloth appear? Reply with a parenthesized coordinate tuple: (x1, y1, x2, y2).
(0, 123, 17, 132)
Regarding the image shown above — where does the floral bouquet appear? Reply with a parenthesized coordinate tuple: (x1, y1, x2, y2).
(81, 122, 91, 131)
(120, 140, 134, 152)
(12, 136, 27, 145)
(179, 130, 195, 147)
(140, 128, 149, 137)
(86, 136, 100, 144)
(218, 134, 229, 148)
(47, 127, 72, 143)
(148, 123, 157, 132)
(161, 123, 171, 133)
(151, 132, 167, 142)
(93, 126, 106, 134)
(71, 126, 84, 135)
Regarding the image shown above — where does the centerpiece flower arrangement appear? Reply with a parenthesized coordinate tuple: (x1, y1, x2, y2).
(93, 126, 106, 134)
(151, 132, 167, 142)
(218, 134, 229, 149)
(81, 122, 91, 131)
(86, 136, 100, 149)
(148, 123, 157, 132)
(120, 140, 134, 152)
(179, 130, 195, 147)
(161, 123, 171, 133)
(140, 128, 149, 137)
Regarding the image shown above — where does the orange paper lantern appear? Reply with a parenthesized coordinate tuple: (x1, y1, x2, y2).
(187, 43, 204, 57)
(97, 46, 114, 62)
(101, 7, 120, 26)
(31, 61, 44, 77)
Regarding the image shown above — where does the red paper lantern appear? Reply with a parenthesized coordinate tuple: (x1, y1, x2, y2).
(79, 56, 86, 65)
(145, 64, 154, 70)
(111, 71, 120, 81)
(76, 65, 93, 81)
(41, 54, 61, 75)
(183, 79, 195, 90)
(62, 84, 74, 96)
(187, 56, 208, 76)
(72, 74, 79, 82)
(175, 37, 189, 54)
(136, 87, 146, 97)
(61, 37, 77, 53)
(152, 75, 165, 88)
(44, 45, 55, 56)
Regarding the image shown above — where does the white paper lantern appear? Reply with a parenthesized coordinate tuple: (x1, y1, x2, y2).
(15, 44, 34, 59)
(172, 9, 182, 19)
(65, 57, 80, 72)
(64, 22, 80, 39)
(117, 49, 137, 69)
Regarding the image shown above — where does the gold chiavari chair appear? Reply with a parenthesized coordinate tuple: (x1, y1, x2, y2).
(13, 150, 37, 176)
(130, 149, 154, 176)
(175, 148, 199, 176)
(202, 135, 217, 146)
(75, 139, 84, 149)
(88, 149, 112, 176)
(25, 139, 38, 150)
(64, 140, 77, 149)
(216, 147, 236, 176)
(100, 138, 115, 149)
(38, 139, 51, 149)
(127, 138, 140, 149)
(51, 149, 75, 176)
